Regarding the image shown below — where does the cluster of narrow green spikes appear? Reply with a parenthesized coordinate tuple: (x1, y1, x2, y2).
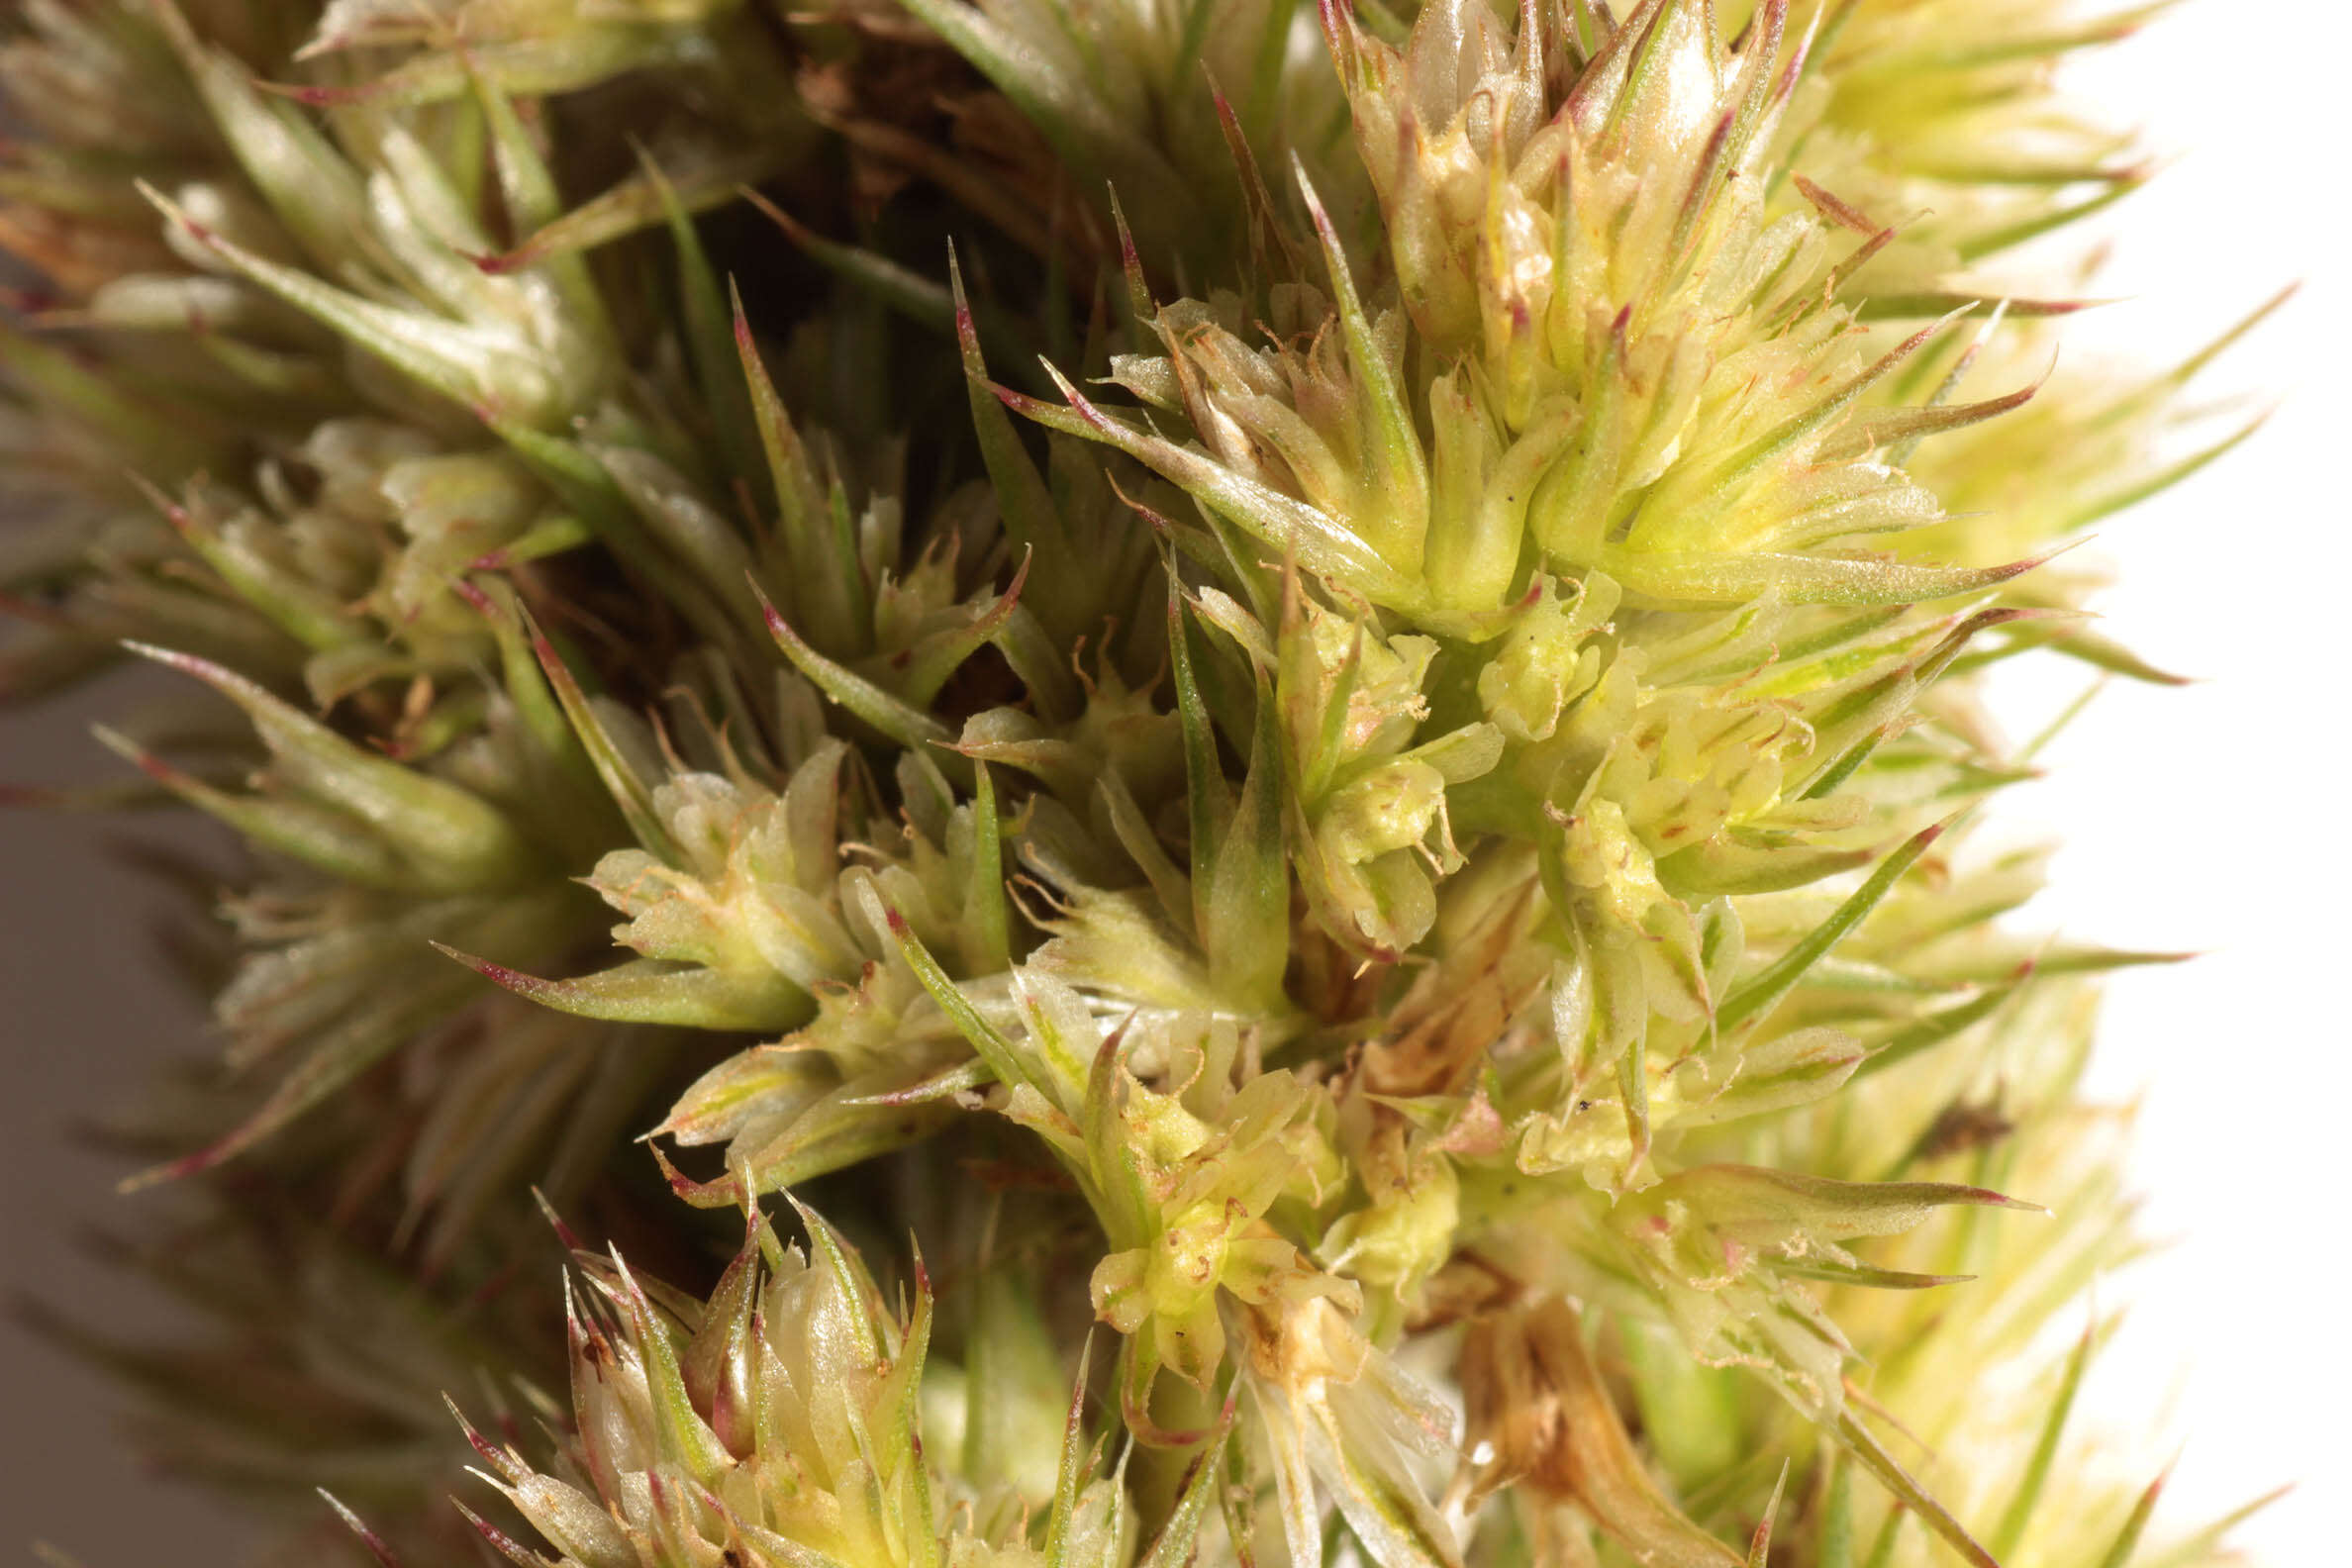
(0, 2, 2282, 1567)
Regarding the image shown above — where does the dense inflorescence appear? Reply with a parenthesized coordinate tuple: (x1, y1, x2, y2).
(0, 3, 2280, 1568)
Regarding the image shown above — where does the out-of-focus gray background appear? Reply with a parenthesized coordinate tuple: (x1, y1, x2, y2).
(2, 681, 255, 1563)
(0, 62, 245, 1566)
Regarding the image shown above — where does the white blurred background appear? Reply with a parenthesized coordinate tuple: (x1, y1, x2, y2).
(4, 0, 2347, 1560)
(1968, 0, 2352, 1557)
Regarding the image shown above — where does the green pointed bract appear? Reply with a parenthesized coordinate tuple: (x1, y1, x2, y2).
(121, 639, 540, 893)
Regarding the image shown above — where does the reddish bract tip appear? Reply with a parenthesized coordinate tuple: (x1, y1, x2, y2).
(1954, 1183, 2046, 1214)
(260, 78, 373, 108)
(453, 1501, 538, 1567)
(648, 1140, 743, 1208)
(127, 747, 179, 786)
(433, 942, 516, 986)
(446, 1400, 513, 1473)
(318, 1492, 403, 1568)
(119, 1142, 223, 1194)
(531, 1186, 589, 1252)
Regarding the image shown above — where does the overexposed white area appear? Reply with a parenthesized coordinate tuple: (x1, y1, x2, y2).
(1978, 0, 2352, 1555)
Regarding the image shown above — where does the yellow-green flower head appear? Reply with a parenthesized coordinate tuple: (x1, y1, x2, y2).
(164, 421, 575, 705)
(0, 3, 2287, 1568)
(1254, 583, 1503, 953)
(465, 729, 1012, 1203)
(1084, 1056, 1346, 1401)
(580, 745, 869, 1031)
(465, 1205, 938, 1568)
(1035, 0, 2046, 635)
(465, 1207, 1235, 1568)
